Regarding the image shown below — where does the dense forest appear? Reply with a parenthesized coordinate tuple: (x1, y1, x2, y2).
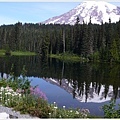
(0, 17, 120, 62)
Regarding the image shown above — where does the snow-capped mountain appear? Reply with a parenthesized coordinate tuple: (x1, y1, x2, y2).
(41, 1, 120, 25)
(43, 77, 120, 103)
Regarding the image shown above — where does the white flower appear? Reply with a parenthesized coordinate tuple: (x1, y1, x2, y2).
(5, 101, 8, 105)
(5, 93, 8, 95)
(54, 102, 56, 104)
(13, 92, 18, 96)
(82, 113, 87, 117)
(54, 106, 58, 109)
(13, 92, 16, 94)
(75, 111, 79, 115)
(7, 92, 11, 95)
(49, 113, 51, 118)
(70, 110, 73, 112)
(0, 87, 4, 91)
(4, 87, 8, 90)
(63, 106, 65, 109)
(19, 94, 21, 97)
(12, 94, 15, 97)
(8, 88, 14, 92)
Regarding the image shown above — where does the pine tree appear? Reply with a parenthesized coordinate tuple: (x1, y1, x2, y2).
(110, 39, 119, 62)
(73, 16, 81, 55)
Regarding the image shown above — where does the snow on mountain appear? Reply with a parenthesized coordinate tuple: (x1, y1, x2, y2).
(41, 1, 120, 25)
(43, 77, 120, 103)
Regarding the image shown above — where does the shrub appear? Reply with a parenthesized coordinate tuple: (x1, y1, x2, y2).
(102, 99, 120, 118)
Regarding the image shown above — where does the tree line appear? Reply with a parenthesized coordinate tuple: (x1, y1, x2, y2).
(0, 18, 120, 62)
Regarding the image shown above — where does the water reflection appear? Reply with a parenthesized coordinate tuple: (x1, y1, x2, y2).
(0, 56, 120, 103)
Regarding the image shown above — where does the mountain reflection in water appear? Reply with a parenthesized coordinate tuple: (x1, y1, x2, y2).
(0, 56, 120, 116)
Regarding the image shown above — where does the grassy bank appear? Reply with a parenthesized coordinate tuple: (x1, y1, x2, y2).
(0, 49, 36, 56)
(12, 51, 36, 56)
(0, 49, 6, 56)
(50, 53, 89, 63)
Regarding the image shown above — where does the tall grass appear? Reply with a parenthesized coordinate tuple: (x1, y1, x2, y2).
(50, 52, 89, 63)
(0, 49, 36, 56)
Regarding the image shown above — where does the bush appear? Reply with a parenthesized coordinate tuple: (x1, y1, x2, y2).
(102, 99, 120, 118)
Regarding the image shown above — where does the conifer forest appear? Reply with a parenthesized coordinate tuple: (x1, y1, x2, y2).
(0, 18, 120, 62)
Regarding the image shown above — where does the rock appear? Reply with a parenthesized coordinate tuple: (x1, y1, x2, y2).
(0, 112, 10, 119)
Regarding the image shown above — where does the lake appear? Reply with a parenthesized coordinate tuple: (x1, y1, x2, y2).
(0, 55, 120, 116)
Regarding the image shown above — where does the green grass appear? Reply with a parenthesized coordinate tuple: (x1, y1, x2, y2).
(0, 49, 6, 56)
(0, 49, 36, 56)
(50, 52, 89, 63)
(11, 51, 36, 56)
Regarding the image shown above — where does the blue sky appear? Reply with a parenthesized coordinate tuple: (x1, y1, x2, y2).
(0, 2, 120, 25)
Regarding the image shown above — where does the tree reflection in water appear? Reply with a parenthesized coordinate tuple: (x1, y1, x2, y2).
(0, 56, 120, 103)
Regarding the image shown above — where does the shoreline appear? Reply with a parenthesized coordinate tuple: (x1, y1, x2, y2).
(0, 105, 39, 119)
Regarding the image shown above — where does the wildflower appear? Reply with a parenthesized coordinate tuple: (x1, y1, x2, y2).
(12, 94, 15, 97)
(54, 106, 58, 109)
(14, 92, 18, 96)
(75, 111, 79, 115)
(7, 92, 11, 95)
(63, 106, 65, 109)
(19, 94, 21, 97)
(6, 86, 10, 90)
(8, 88, 14, 92)
(53, 102, 56, 106)
(70, 110, 73, 112)
(81, 109, 86, 113)
(49, 113, 51, 117)
(81, 113, 87, 118)
(81, 108, 90, 114)
(0, 87, 4, 91)
(22, 89, 24, 93)
(16, 89, 22, 93)
(5, 93, 8, 95)
(30, 86, 47, 100)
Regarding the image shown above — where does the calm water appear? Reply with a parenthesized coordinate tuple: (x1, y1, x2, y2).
(0, 56, 120, 116)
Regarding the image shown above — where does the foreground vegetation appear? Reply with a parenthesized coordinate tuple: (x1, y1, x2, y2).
(0, 65, 90, 118)
(102, 99, 120, 118)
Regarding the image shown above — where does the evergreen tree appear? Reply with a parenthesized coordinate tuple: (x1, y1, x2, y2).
(73, 16, 81, 55)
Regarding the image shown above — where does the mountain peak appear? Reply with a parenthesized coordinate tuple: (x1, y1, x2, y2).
(41, 1, 120, 25)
